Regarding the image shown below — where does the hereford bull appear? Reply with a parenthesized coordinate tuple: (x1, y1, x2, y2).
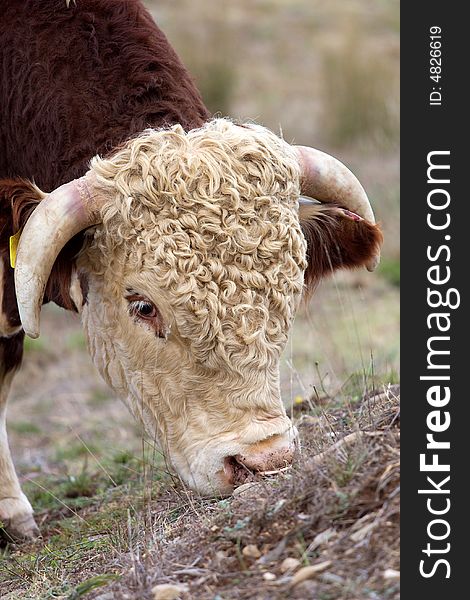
(0, 0, 382, 540)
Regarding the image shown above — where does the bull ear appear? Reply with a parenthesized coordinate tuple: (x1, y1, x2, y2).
(298, 201, 383, 295)
(0, 178, 46, 234)
(0, 178, 84, 314)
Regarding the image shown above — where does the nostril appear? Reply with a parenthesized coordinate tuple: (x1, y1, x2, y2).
(223, 456, 235, 484)
(224, 456, 257, 486)
(222, 433, 297, 488)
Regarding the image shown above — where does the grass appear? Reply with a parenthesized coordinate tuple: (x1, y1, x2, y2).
(378, 257, 400, 288)
(1, 517, 122, 598)
(1, 380, 399, 599)
(1, 448, 169, 598)
(66, 332, 87, 351)
(8, 422, 42, 435)
(66, 574, 120, 599)
(321, 29, 398, 148)
(55, 442, 99, 462)
(340, 368, 399, 403)
(23, 337, 48, 354)
(87, 388, 112, 407)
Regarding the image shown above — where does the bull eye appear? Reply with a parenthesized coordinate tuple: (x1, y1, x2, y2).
(132, 300, 156, 318)
(126, 294, 168, 338)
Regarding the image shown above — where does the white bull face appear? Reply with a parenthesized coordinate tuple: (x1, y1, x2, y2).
(77, 120, 306, 494)
(14, 118, 381, 494)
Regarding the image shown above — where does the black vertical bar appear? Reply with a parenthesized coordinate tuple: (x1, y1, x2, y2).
(402, 3, 468, 597)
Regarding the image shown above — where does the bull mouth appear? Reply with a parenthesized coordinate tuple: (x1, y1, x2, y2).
(224, 456, 292, 488)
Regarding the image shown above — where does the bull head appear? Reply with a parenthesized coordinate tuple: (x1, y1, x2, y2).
(13, 120, 381, 494)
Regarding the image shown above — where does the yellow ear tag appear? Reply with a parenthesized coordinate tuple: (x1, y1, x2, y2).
(9, 230, 22, 269)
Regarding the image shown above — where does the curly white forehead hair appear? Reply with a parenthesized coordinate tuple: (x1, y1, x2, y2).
(87, 119, 307, 370)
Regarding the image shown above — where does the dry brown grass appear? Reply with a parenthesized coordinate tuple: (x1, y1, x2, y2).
(94, 388, 400, 599)
(148, 0, 399, 146)
(2, 373, 399, 599)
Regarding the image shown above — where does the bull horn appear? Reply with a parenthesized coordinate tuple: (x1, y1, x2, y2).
(294, 146, 380, 271)
(14, 173, 103, 338)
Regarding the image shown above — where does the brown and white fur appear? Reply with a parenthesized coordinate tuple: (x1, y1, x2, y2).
(1, 0, 382, 541)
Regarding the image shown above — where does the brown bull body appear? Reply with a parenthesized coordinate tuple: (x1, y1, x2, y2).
(1, 0, 208, 371)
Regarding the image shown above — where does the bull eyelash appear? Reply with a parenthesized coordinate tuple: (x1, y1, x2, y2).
(130, 300, 152, 314)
